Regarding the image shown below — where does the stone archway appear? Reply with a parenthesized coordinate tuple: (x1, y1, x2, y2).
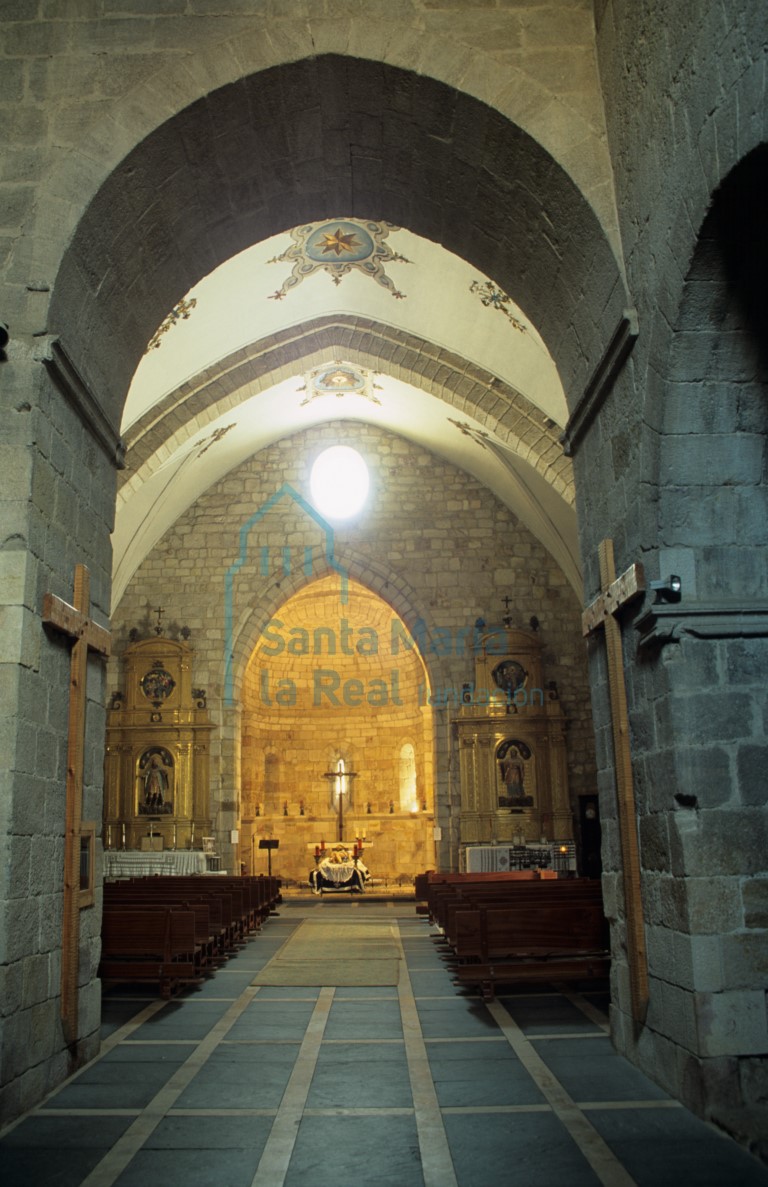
(49, 55, 626, 426)
(6, 49, 623, 1127)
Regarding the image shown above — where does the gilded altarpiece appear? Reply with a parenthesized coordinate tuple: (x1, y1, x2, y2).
(456, 627, 572, 849)
(104, 637, 214, 849)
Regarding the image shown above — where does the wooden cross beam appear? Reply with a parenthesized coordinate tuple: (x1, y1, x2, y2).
(582, 540, 649, 1024)
(43, 565, 111, 1045)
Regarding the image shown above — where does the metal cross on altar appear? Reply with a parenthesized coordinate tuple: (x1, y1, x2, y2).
(43, 565, 111, 1045)
(582, 539, 648, 1024)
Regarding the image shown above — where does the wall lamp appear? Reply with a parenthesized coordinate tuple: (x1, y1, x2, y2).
(650, 575, 682, 603)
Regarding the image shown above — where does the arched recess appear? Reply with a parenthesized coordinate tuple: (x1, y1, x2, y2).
(658, 145, 768, 602)
(240, 575, 436, 884)
(49, 55, 627, 433)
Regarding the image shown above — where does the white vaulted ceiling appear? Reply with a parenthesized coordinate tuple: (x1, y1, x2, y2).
(113, 223, 577, 606)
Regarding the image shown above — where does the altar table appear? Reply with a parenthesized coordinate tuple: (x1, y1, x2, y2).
(309, 857, 369, 894)
(104, 850, 208, 878)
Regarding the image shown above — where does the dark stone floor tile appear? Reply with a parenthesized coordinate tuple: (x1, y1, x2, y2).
(307, 1061, 412, 1109)
(175, 1053, 295, 1109)
(308, 1042, 411, 1108)
(114, 1147, 262, 1187)
(318, 1041, 406, 1063)
(253, 985, 321, 1000)
(100, 997, 154, 1037)
(324, 1000, 403, 1040)
(103, 1042, 195, 1064)
(443, 1111, 601, 1187)
(534, 1037, 670, 1102)
(129, 999, 233, 1042)
(44, 1059, 182, 1110)
(1, 1114, 135, 1149)
(227, 1000, 317, 1041)
(426, 1039, 543, 1107)
(146, 1114, 273, 1150)
(183, 972, 255, 998)
(333, 986, 398, 999)
(1, 1147, 114, 1187)
(211, 1042, 301, 1063)
(416, 1000, 500, 1040)
(285, 1114, 424, 1187)
(586, 1107, 768, 1186)
(497, 993, 605, 1034)
(409, 970, 457, 995)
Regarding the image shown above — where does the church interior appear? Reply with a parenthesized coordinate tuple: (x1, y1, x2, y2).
(1, 0, 768, 1180)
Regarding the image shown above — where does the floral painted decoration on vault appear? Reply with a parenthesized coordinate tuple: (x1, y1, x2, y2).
(448, 418, 491, 448)
(145, 297, 198, 351)
(297, 362, 382, 408)
(269, 220, 411, 300)
(469, 279, 527, 332)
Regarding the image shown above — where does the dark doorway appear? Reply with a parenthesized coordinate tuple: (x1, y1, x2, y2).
(579, 795, 602, 879)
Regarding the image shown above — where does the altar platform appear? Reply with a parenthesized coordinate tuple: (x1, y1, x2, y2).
(103, 850, 208, 878)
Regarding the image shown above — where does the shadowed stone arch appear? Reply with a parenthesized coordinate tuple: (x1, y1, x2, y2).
(31, 11, 615, 320)
(656, 144, 768, 601)
(50, 55, 626, 428)
(120, 315, 574, 504)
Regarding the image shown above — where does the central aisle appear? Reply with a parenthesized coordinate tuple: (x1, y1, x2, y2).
(2, 900, 767, 1187)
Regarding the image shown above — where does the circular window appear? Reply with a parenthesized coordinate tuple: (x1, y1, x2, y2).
(310, 446, 369, 519)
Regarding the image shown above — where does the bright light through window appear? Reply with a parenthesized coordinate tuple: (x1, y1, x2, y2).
(310, 446, 370, 519)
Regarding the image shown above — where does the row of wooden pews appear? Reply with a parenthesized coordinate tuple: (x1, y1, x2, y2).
(417, 871, 610, 1000)
(100, 875, 281, 999)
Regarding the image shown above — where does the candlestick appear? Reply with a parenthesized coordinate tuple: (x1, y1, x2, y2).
(190, 821, 195, 847)
(107, 825, 112, 849)
(121, 823, 126, 849)
(173, 823, 178, 850)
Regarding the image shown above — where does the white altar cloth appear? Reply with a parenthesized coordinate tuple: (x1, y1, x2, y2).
(103, 850, 207, 878)
(317, 857, 369, 884)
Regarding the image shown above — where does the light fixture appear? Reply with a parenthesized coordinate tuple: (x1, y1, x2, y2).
(649, 575, 682, 603)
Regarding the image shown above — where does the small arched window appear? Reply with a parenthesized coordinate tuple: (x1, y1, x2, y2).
(399, 742, 417, 812)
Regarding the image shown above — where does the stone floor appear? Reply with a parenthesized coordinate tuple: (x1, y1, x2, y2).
(2, 899, 767, 1187)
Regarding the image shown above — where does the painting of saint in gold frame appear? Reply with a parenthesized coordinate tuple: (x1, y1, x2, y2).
(496, 739, 534, 809)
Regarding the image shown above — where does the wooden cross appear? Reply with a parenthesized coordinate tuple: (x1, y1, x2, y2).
(43, 565, 111, 1045)
(582, 539, 649, 1024)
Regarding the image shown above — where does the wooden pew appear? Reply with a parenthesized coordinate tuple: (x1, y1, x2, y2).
(105, 881, 243, 954)
(101, 875, 283, 990)
(437, 881, 604, 949)
(448, 901, 609, 999)
(421, 871, 544, 924)
(99, 906, 204, 998)
(103, 889, 226, 968)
